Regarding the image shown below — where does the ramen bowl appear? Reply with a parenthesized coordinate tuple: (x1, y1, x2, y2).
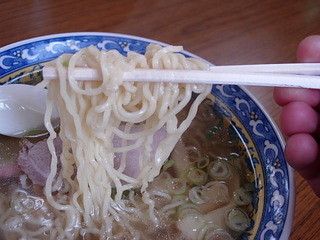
(0, 32, 294, 239)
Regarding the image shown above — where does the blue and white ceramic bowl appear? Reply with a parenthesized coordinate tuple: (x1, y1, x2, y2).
(0, 32, 294, 239)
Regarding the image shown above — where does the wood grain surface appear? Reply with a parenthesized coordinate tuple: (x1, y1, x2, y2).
(1, 1, 320, 239)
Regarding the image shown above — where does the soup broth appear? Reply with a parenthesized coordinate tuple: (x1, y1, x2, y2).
(0, 96, 254, 240)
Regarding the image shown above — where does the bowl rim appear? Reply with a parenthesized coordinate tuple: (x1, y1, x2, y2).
(240, 86, 295, 239)
(0, 31, 295, 239)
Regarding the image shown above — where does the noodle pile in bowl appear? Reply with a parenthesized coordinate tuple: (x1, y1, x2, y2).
(1, 44, 214, 239)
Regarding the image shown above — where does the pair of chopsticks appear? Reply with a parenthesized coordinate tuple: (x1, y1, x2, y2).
(43, 63, 320, 89)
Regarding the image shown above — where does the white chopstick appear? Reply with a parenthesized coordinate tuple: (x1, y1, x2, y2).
(209, 63, 320, 75)
(43, 63, 320, 89)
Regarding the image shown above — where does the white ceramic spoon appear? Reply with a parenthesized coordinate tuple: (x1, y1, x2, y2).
(0, 84, 59, 138)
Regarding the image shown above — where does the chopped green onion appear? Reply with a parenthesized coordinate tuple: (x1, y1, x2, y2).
(197, 157, 210, 169)
(206, 119, 223, 140)
(205, 180, 221, 189)
(186, 146, 202, 163)
(177, 209, 205, 232)
(23, 129, 48, 138)
(223, 158, 251, 183)
(121, 189, 131, 200)
(166, 178, 187, 195)
(111, 188, 116, 199)
(62, 61, 69, 67)
(207, 160, 231, 180)
(204, 181, 230, 202)
(179, 169, 189, 182)
(110, 188, 139, 200)
(198, 223, 218, 240)
(188, 186, 209, 205)
(187, 168, 208, 186)
(198, 224, 233, 240)
(226, 208, 250, 232)
(162, 159, 175, 171)
(233, 188, 252, 206)
(177, 203, 201, 219)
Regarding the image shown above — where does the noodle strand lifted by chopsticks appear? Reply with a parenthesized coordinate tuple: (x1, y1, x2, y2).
(4, 44, 212, 240)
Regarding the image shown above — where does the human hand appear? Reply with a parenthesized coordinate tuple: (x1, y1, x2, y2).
(274, 35, 320, 196)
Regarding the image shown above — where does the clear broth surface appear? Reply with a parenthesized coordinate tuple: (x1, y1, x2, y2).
(0, 97, 255, 240)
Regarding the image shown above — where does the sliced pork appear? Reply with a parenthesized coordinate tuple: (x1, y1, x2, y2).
(17, 126, 167, 186)
(113, 125, 167, 178)
(17, 138, 62, 186)
(0, 163, 21, 178)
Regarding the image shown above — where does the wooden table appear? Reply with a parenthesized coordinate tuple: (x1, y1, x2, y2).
(1, 0, 320, 239)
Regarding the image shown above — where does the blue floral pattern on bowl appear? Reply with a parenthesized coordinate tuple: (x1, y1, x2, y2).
(0, 32, 294, 239)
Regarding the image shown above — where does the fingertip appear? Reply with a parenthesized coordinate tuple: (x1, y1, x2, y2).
(296, 35, 320, 62)
(285, 133, 320, 196)
(280, 102, 319, 136)
(274, 87, 320, 107)
(273, 87, 285, 106)
(285, 133, 318, 170)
